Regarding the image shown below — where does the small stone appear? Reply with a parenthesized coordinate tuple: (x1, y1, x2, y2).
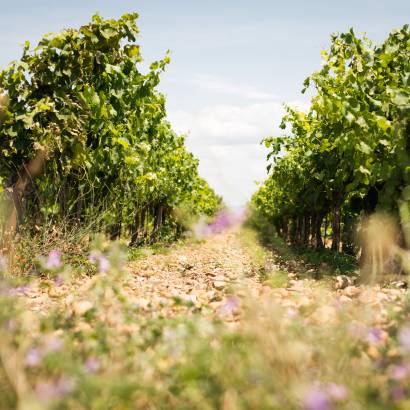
(343, 286, 361, 297)
(213, 281, 225, 290)
(391, 281, 407, 289)
(334, 275, 353, 290)
(367, 345, 380, 359)
(339, 295, 352, 303)
(206, 290, 221, 301)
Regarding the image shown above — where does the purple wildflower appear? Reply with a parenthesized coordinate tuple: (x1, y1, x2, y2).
(194, 210, 246, 238)
(303, 385, 331, 410)
(391, 387, 406, 402)
(286, 307, 298, 318)
(45, 250, 62, 270)
(218, 296, 240, 316)
(54, 275, 64, 287)
(88, 251, 98, 264)
(367, 328, 383, 345)
(36, 377, 74, 400)
(208, 211, 231, 234)
(98, 255, 110, 274)
(391, 365, 408, 381)
(327, 383, 348, 401)
(207, 209, 246, 234)
(398, 326, 410, 353)
(89, 251, 110, 274)
(7, 284, 30, 296)
(25, 347, 42, 367)
(44, 336, 63, 353)
(84, 356, 101, 373)
(36, 382, 57, 400)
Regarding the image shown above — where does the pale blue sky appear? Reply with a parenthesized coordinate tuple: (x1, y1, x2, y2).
(1, 1, 409, 206)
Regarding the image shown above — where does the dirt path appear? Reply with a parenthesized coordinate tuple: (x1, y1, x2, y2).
(17, 229, 263, 322)
(15, 227, 406, 331)
(122, 229, 268, 323)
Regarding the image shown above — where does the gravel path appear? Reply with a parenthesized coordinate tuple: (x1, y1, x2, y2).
(15, 228, 407, 331)
(17, 229, 262, 322)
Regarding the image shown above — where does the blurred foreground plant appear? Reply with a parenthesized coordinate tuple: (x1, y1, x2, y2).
(1, 237, 410, 409)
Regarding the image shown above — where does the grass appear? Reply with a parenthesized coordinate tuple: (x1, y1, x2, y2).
(7, 224, 95, 279)
(126, 234, 207, 262)
(247, 219, 358, 280)
(238, 227, 269, 269)
(238, 227, 290, 288)
(7, 221, 201, 280)
(262, 269, 289, 288)
(127, 242, 176, 261)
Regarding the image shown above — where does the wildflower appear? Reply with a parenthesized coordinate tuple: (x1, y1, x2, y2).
(398, 326, 410, 353)
(391, 386, 406, 402)
(391, 364, 408, 381)
(327, 383, 348, 401)
(36, 377, 74, 400)
(88, 251, 97, 264)
(84, 356, 101, 373)
(45, 250, 62, 270)
(7, 284, 30, 296)
(208, 211, 232, 234)
(98, 255, 110, 274)
(25, 347, 42, 367)
(367, 328, 383, 345)
(303, 385, 331, 410)
(218, 296, 240, 316)
(54, 275, 64, 286)
(44, 336, 63, 353)
(89, 251, 110, 274)
(286, 307, 298, 318)
(56, 377, 75, 396)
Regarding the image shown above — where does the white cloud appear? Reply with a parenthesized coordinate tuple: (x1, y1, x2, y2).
(170, 99, 309, 144)
(168, 99, 309, 207)
(193, 143, 269, 208)
(192, 73, 278, 100)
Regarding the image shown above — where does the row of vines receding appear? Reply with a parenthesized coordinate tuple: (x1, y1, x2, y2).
(0, 13, 222, 248)
(252, 25, 410, 256)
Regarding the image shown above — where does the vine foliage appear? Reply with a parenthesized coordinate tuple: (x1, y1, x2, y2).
(252, 25, 410, 253)
(0, 14, 221, 245)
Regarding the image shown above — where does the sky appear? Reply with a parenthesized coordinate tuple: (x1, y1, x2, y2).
(1, 1, 409, 207)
